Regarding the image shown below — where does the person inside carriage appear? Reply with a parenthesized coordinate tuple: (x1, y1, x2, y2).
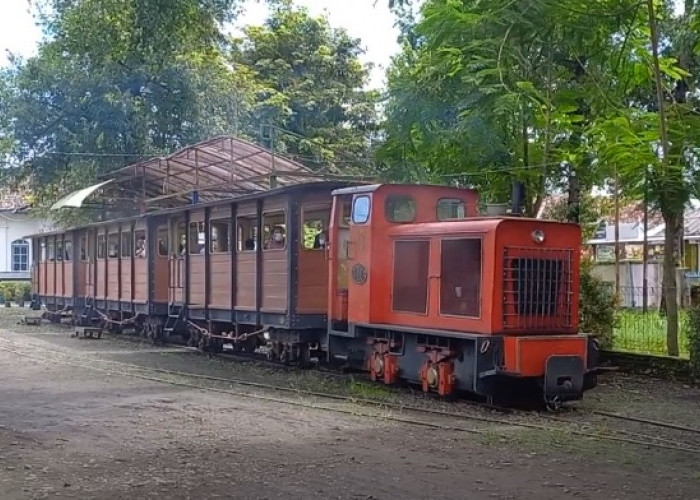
(265, 226, 286, 250)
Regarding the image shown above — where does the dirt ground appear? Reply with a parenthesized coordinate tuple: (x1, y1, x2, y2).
(1, 308, 699, 499)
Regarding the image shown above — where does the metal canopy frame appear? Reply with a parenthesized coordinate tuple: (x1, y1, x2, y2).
(102, 135, 352, 210)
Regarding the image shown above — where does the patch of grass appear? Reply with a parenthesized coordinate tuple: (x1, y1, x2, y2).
(612, 309, 690, 358)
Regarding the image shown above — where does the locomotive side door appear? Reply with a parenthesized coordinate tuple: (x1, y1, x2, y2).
(327, 195, 352, 331)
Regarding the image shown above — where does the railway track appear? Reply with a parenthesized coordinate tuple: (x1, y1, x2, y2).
(1, 333, 700, 455)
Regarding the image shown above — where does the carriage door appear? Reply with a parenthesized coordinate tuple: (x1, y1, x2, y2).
(328, 195, 352, 331)
(169, 218, 186, 304)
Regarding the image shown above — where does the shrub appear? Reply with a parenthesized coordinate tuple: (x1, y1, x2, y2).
(689, 307, 700, 379)
(579, 260, 618, 348)
(0, 281, 31, 303)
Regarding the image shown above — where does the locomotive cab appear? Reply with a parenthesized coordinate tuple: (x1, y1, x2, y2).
(326, 184, 597, 407)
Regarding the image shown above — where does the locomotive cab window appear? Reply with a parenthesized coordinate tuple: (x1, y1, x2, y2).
(210, 219, 230, 253)
(440, 238, 481, 317)
(107, 233, 119, 258)
(134, 230, 146, 258)
(302, 205, 330, 250)
(97, 235, 105, 259)
(437, 198, 466, 220)
(385, 195, 416, 223)
(263, 212, 286, 251)
(352, 195, 371, 224)
(237, 215, 259, 252)
(189, 221, 206, 254)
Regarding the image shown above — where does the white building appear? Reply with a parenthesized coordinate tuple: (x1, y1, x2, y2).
(0, 191, 52, 281)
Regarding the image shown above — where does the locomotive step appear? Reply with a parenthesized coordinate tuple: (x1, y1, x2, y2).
(73, 326, 103, 340)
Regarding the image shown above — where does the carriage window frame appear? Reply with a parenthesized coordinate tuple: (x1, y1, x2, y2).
(40, 239, 47, 262)
(262, 210, 287, 251)
(121, 229, 133, 258)
(352, 195, 371, 224)
(437, 198, 467, 220)
(107, 233, 119, 259)
(188, 221, 206, 255)
(236, 214, 259, 253)
(210, 218, 231, 254)
(64, 239, 72, 261)
(79, 236, 88, 261)
(97, 234, 106, 260)
(301, 204, 331, 251)
(134, 230, 146, 258)
(385, 195, 416, 223)
(157, 227, 169, 257)
(56, 239, 64, 261)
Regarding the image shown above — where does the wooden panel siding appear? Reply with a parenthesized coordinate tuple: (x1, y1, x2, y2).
(209, 253, 231, 309)
(107, 259, 119, 301)
(47, 261, 56, 297)
(296, 249, 327, 313)
(134, 258, 148, 302)
(96, 260, 106, 300)
(56, 258, 64, 297)
(121, 260, 132, 301)
(63, 259, 73, 298)
(261, 251, 287, 312)
(235, 252, 256, 310)
(188, 255, 206, 307)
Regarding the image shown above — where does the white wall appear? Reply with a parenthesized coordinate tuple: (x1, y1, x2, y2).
(0, 211, 52, 279)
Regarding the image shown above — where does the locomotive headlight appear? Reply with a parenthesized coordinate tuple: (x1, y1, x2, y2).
(531, 229, 545, 244)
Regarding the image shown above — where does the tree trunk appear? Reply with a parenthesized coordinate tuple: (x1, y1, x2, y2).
(662, 211, 680, 357)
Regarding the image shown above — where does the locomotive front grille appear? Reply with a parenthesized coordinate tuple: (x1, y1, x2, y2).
(502, 247, 573, 330)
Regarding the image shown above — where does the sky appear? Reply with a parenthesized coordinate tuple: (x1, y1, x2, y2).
(0, 0, 402, 88)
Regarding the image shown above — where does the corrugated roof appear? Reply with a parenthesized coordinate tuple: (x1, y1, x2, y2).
(105, 135, 344, 208)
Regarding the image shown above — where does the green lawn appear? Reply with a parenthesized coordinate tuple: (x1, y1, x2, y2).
(611, 309, 690, 358)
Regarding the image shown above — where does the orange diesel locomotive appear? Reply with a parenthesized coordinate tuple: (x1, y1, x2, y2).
(30, 182, 597, 407)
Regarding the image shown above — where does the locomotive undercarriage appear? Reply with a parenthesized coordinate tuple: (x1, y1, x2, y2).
(328, 325, 598, 408)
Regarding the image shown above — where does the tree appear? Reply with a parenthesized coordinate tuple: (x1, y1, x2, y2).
(3, 0, 251, 221)
(230, 1, 379, 174)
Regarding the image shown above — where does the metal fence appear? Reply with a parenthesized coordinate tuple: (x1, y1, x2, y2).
(608, 286, 691, 359)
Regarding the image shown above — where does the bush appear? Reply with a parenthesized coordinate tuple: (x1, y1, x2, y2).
(689, 307, 700, 379)
(579, 261, 618, 348)
(0, 281, 31, 303)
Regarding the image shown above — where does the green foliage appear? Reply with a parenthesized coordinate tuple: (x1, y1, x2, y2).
(579, 261, 618, 348)
(0, 282, 31, 303)
(230, 2, 379, 174)
(689, 307, 700, 377)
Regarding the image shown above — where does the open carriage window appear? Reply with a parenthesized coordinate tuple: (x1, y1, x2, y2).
(385, 195, 416, 223)
(301, 205, 330, 250)
(97, 235, 105, 259)
(174, 221, 186, 256)
(40, 240, 46, 262)
(157, 227, 168, 257)
(121, 230, 132, 258)
(79, 236, 87, 261)
(134, 230, 146, 258)
(189, 221, 206, 255)
(263, 212, 286, 251)
(64, 240, 72, 261)
(47, 239, 55, 261)
(56, 239, 64, 261)
(437, 198, 466, 220)
(107, 233, 119, 259)
(210, 219, 230, 253)
(237, 215, 259, 252)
